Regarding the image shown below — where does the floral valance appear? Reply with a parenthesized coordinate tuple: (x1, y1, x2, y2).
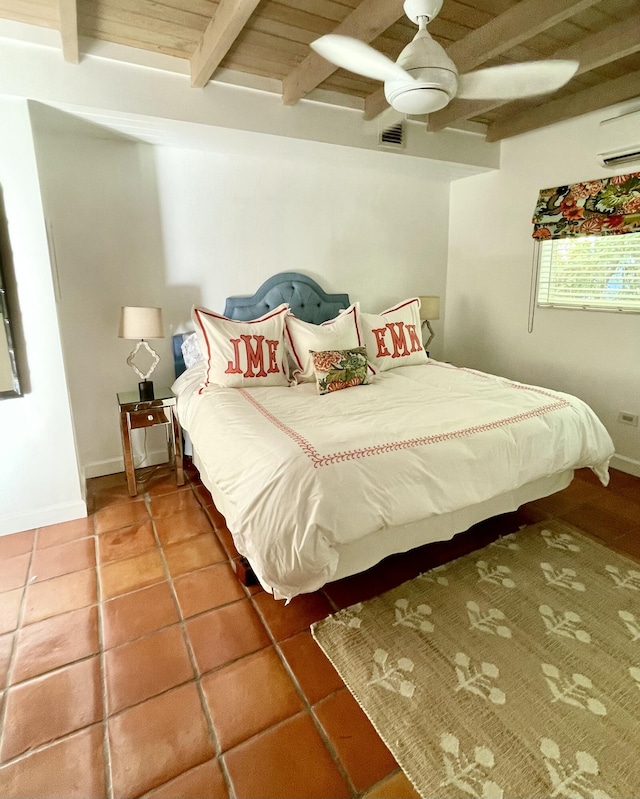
(532, 171, 640, 239)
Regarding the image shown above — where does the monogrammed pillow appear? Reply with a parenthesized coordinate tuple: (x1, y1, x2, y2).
(192, 303, 291, 388)
(284, 304, 363, 383)
(360, 297, 428, 373)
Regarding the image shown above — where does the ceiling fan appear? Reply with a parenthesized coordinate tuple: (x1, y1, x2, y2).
(310, 0, 579, 116)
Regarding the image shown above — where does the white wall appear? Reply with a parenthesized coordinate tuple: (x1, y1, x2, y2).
(29, 107, 453, 479)
(0, 23, 498, 172)
(152, 141, 451, 325)
(446, 104, 640, 474)
(0, 97, 85, 535)
(30, 107, 176, 478)
(0, 21, 495, 491)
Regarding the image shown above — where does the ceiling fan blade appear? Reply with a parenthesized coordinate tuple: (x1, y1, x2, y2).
(310, 35, 412, 83)
(457, 60, 579, 101)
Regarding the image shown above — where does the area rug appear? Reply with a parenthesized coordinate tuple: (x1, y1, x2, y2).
(312, 520, 640, 799)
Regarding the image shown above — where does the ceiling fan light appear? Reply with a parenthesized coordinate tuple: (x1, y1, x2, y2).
(385, 67, 457, 115)
(387, 86, 450, 114)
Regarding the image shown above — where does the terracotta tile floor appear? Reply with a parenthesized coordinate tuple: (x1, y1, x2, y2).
(0, 463, 638, 798)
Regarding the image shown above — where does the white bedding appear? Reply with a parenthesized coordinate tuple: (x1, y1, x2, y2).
(173, 360, 614, 600)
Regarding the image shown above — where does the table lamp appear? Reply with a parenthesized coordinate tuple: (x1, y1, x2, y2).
(418, 296, 440, 352)
(118, 306, 164, 400)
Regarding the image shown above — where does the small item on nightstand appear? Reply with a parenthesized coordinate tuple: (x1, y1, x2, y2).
(138, 380, 155, 401)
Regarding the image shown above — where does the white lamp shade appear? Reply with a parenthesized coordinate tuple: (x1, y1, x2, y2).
(418, 296, 440, 321)
(118, 306, 164, 340)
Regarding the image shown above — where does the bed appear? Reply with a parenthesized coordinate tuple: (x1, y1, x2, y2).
(172, 272, 615, 601)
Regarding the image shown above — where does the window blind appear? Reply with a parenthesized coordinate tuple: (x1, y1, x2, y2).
(538, 232, 640, 311)
(532, 172, 640, 240)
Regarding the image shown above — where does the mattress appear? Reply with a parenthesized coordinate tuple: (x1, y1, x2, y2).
(173, 360, 614, 600)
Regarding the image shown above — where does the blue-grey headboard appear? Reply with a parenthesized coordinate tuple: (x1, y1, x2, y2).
(224, 272, 349, 324)
(173, 272, 350, 377)
(173, 335, 189, 378)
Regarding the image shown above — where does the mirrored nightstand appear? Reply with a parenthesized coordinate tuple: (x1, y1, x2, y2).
(117, 387, 184, 497)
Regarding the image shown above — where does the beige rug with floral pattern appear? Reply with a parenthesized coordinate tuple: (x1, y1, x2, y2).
(312, 520, 640, 799)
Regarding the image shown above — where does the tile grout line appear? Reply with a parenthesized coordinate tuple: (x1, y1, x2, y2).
(145, 487, 237, 799)
(0, 527, 39, 761)
(0, 517, 115, 779)
(248, 594, 359, 798)
(207, 486, 388, 796)
(3, 468, 637, 793)
(93, 515, 115, 799)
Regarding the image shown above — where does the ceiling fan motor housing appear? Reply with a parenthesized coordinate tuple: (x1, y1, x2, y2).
(403, 0, 444, 25)
(386, 28, 458, 114)
(385, 68, 457, 114)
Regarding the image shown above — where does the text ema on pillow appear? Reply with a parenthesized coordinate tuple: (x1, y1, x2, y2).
(360, 297, 428, 373)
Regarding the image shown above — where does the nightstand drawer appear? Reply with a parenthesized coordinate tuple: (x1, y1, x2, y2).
(129, 408, 172, 429)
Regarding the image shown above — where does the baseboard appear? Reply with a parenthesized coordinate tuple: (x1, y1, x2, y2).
(0, 500, 87, 537)
(84, 448, 171, 480)
(610, 454, 640, 478)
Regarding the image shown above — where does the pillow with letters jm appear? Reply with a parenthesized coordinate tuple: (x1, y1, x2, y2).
(192, 303, 291, 388)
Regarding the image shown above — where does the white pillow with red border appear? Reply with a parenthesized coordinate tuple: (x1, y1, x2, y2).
(359, 297, 428, 373)
(284, 304, 364, 383)
(192, 303, 291, 388)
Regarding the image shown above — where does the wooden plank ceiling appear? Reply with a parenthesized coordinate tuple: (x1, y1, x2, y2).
(1, 0, 639, 140)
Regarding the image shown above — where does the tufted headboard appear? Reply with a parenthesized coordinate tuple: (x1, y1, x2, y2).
(224, 272, 349, 324)
(173, 335, 189, 378)
(173, 272, 350, 377)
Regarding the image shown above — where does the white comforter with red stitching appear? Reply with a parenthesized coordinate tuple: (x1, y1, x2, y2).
(173, 361, 614, 599)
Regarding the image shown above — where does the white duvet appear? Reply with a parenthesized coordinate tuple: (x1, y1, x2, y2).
(173, 361, 614, 600)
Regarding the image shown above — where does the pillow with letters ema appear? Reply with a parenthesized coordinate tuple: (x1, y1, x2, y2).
(360, 297, 428, 374)
(311, 347, 370, 395)
(192, 303, 291, 388)
(284, 304, 363, 383)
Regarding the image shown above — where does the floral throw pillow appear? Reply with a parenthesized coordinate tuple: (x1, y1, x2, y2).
(311, 347, 370, 395)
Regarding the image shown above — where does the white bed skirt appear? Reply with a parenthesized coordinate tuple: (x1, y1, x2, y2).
(193, 445, 572, 590)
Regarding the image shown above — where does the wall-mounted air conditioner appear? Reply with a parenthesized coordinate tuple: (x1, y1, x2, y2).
(596, 108, 640, 168)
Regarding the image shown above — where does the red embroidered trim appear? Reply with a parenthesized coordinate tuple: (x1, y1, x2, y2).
(429, 361, 567, 404)
(285, 305, 360, 375)
(238, 370, 571, 468)
(194, 304, 289, 392)
(194, 305, 289, 325)
(381, 297, 420, 316)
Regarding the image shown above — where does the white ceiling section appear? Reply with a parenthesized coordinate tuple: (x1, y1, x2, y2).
(0, 17, 499, 174)
(0, 0, 636, 141)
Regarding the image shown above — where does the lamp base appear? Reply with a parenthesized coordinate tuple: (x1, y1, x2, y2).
(422, 319, 435, 352)
(138, 380, 155, 401)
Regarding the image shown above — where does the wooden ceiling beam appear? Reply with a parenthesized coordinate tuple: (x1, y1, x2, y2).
(428, 10, 640, 132)
(364, 0, 601, 121)
(445, 0, 601, 74)
(58, 0, 79, 64)
(281, 0, 405, 106)
(486, 68, 640, 142)
(190, 0, 262, 89)
(363, 86, 391, 122)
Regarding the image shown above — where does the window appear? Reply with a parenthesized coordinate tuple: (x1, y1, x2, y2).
(537, 232, 640, 312)
(531, 171, 640, 314)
